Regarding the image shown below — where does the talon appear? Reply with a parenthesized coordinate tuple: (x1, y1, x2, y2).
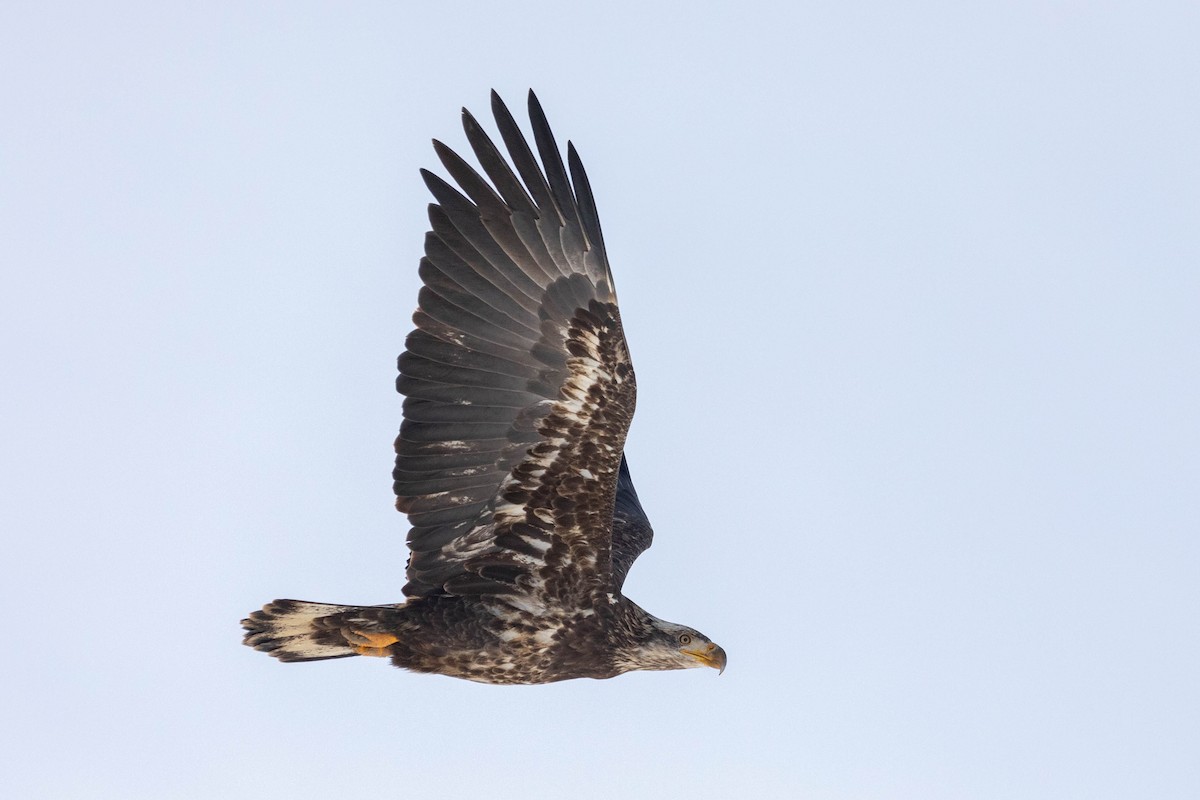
(345, 630, 398, 654)
(352, 645, 393, 657)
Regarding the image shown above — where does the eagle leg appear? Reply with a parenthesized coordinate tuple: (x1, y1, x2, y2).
(343, 629, 399, 657)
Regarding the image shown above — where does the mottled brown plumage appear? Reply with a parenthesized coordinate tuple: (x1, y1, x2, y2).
(242, 91, 725, 684)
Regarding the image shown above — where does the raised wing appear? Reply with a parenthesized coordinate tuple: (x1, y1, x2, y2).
(396, 91, 637, 604)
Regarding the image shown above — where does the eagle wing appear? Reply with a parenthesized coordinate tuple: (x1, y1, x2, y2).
(396, 91, 637, 607)
(611, 455, 654, 591)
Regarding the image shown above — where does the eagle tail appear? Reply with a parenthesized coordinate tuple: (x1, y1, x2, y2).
(241, 599, 388, 662)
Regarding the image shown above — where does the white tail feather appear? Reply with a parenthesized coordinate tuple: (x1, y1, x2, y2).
(242, 599, 359, 662)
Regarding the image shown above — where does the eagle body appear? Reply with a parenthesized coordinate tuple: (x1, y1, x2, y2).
(242, 91, 725, 683)
(255, 594, 669, 685)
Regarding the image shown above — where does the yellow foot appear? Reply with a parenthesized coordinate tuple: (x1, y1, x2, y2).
(353, 645, 392, 657)
(345, 629, 398, 657)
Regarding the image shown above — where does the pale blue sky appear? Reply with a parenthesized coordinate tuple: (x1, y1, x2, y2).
(2, 2, 1197, 798)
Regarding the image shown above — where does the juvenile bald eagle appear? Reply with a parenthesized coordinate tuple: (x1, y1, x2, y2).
(242, 91, 725, 684)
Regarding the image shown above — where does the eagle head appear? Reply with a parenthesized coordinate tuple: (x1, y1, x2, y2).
(618, 616, 727, 675)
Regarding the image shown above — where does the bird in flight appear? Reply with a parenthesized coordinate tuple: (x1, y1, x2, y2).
(242, 91, 725, 683)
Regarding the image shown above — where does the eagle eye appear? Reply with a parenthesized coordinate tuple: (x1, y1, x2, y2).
(678, 634, 692, 645)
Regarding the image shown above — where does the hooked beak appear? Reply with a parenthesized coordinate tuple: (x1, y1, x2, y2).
(682, 642, 727, 674)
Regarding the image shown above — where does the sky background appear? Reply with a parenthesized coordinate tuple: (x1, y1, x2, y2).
(2, 2, 1197, 798)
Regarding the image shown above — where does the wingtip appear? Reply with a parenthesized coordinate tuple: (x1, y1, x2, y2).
(527, 89, 546, 120)
(419, 168, 450, 195)
(431, 139, 460, 166)
(490, 89, 509, 115)
(461, 106, 482, 132)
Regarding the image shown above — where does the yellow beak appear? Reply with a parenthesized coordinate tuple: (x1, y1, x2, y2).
(682, 642, 727, 674)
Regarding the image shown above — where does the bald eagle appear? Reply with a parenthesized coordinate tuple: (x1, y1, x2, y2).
(242, 91, 725, 684)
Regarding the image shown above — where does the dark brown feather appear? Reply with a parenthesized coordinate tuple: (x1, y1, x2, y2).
(395, 92, 633, 603)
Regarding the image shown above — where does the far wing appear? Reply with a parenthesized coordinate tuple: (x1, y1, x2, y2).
(396, 91, 637, 604)
(611, 455, 654, 591)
